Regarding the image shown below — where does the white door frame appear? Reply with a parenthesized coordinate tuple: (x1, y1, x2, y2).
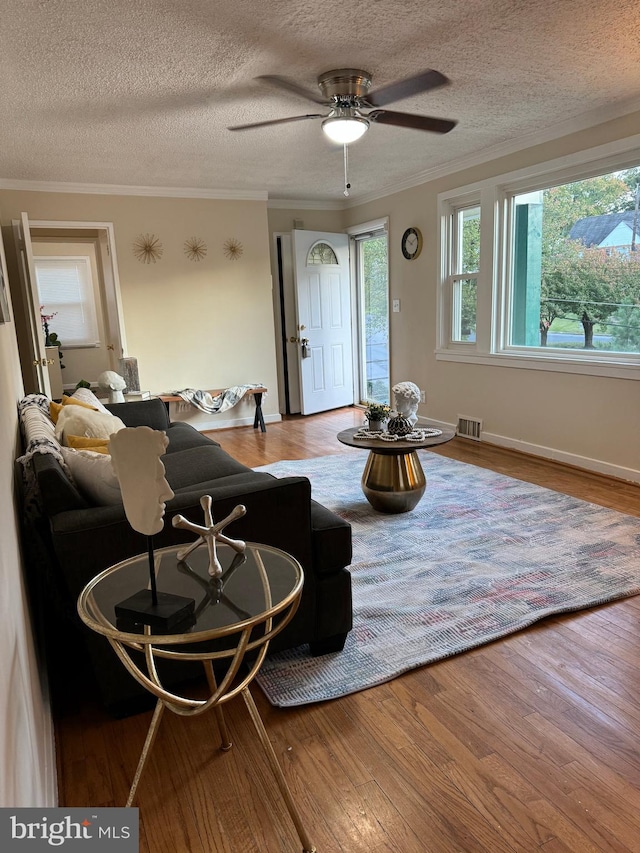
(28, 219, 128, 362)
(270, 231, 301, 414)
(13, 216, 128, 394)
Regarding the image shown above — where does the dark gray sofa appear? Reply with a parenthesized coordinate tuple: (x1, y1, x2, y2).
(20, 395, 352, 716)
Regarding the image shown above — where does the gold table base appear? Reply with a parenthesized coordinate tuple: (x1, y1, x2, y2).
(362, 449, 426, 513)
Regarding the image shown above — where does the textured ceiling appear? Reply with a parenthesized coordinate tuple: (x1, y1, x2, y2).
(1, 0, 640, 203)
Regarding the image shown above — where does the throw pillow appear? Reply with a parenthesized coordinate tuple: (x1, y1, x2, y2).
(55, 406, 126, 445)
(50, 394, 98, 424)
(70, 387, 111, 414)
(65, 435, 110, 453)
(61, 447, 122, 505)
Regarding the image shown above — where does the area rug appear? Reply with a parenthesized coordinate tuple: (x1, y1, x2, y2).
(255, 452, 640, 707)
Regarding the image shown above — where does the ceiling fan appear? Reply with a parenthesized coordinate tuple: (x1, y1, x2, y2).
(228, 68, 457, 144)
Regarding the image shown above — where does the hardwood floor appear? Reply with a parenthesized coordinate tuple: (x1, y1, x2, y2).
(55, 407, 640, 852)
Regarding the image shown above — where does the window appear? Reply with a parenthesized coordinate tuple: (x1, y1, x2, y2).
(438, 142, 640, 377)
(449, 205, 480, 343)
(508, 178, 640, 353)
(35, 257, 99, 347)
(307, 242, 338, 265)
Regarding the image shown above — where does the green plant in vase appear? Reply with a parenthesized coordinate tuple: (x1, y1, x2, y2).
(40, 307, 65, 370)
(364, 401, 391, 431)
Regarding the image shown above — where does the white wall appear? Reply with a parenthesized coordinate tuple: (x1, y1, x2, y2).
(0, 224, 56, 806)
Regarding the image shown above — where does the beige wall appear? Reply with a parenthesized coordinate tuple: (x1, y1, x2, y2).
(344, 112, 640, 479)
(0, 226, 56, 805)
(0, 192, 281, 429)
(267, 206, 345, 236)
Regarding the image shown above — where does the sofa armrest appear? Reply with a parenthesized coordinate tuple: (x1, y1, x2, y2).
(32, 452, 89, 514)
(105, 398, 170, 430)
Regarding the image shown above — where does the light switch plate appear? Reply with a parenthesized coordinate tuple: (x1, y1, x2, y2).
(392, 299, 400, 312)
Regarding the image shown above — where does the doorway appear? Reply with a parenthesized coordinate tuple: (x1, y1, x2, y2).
(352, 224, 390, 404)
(272, 221, 390, 415)
(12, 215, 126, 396)
(273, 229, 355, 415)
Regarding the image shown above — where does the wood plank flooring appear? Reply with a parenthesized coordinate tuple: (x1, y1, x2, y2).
(55, 407, 640, 852)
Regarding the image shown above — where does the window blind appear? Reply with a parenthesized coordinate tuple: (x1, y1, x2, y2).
(35, 257, 99, 347)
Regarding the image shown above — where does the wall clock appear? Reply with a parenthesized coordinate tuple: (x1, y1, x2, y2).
(401, 227, 423, 260)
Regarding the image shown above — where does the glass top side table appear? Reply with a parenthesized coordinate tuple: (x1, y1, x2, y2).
(78, 542, 315, 853)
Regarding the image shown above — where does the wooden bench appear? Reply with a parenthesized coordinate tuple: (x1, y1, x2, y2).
(158, 387, 268, 432)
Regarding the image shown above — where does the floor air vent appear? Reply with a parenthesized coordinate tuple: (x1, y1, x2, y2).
(457, 415, 483, 441)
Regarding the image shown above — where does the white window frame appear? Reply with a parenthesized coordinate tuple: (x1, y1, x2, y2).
(437, 133, 640, 380)
(35, 255, 100, 348)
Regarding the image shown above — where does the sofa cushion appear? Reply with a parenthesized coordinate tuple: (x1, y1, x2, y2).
(165, 422, 220, 453)
(106, 398, 170, 430)
(309, 499, 353, 577)
(162, 445, 251, 491)
(171, 470, 276, 495)
(61, 447, 122, 505)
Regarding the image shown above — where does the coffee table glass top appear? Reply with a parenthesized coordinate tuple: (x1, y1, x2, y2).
(79, 542, 303, 645)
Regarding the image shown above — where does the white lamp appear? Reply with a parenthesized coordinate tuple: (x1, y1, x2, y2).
(322, 115, 369, 144)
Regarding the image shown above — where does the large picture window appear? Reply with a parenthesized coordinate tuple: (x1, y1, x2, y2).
(509, 173, 640, 353)
(438, 142, 640, 377)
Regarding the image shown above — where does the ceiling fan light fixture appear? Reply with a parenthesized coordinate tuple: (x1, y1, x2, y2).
(322, 116, 369, 144)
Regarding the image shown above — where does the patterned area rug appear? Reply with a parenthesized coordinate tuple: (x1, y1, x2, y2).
(255, 452, 640, 708)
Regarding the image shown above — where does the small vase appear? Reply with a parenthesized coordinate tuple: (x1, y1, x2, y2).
(367, 419, 384, 432)
(387, 415, 413, 436)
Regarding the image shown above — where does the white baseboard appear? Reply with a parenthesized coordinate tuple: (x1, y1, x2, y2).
(173, 412, 282, 432)
(418, 417, 640, 485)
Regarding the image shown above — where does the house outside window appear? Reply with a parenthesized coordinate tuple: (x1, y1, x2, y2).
(438, 143, 640, 378)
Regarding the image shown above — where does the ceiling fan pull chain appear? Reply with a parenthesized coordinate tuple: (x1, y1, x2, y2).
(343, 144, 351, 197)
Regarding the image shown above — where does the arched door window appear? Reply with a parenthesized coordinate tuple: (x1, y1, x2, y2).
(307, 242, 338, 265)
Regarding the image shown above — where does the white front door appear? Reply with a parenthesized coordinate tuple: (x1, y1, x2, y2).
(292, 230, 353, 415)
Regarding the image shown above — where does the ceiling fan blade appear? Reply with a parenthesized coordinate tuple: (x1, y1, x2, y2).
(228, 114, 324, 131)
(366, 69, 450, 107)
(369, 109, 456, 134)
(256, 75, 328, 105)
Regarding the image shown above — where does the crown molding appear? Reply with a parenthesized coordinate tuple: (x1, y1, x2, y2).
(0, 179, 268, 201)
(267, 197, 344, 210)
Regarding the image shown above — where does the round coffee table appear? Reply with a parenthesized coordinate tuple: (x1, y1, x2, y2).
(337, 426, 455, 513)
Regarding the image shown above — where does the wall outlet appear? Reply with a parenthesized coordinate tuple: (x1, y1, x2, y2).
(420, 390, 426, 403)
(392, 299, 401, 312)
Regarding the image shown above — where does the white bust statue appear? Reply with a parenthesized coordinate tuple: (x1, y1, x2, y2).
(98, 370, 127, 403)
(392, 381, 421, 425)
(109, 427, 174, 536)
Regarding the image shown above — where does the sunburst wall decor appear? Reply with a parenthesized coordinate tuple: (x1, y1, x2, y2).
(133, 233, 163, 264)
(184, 237, 207, 262)
(223, 238, 243, 261)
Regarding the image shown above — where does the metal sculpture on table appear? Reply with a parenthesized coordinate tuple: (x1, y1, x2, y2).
(172, 496, 247, 577)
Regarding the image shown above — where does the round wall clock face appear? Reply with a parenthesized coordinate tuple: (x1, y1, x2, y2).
(401, 227, 423, 260)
